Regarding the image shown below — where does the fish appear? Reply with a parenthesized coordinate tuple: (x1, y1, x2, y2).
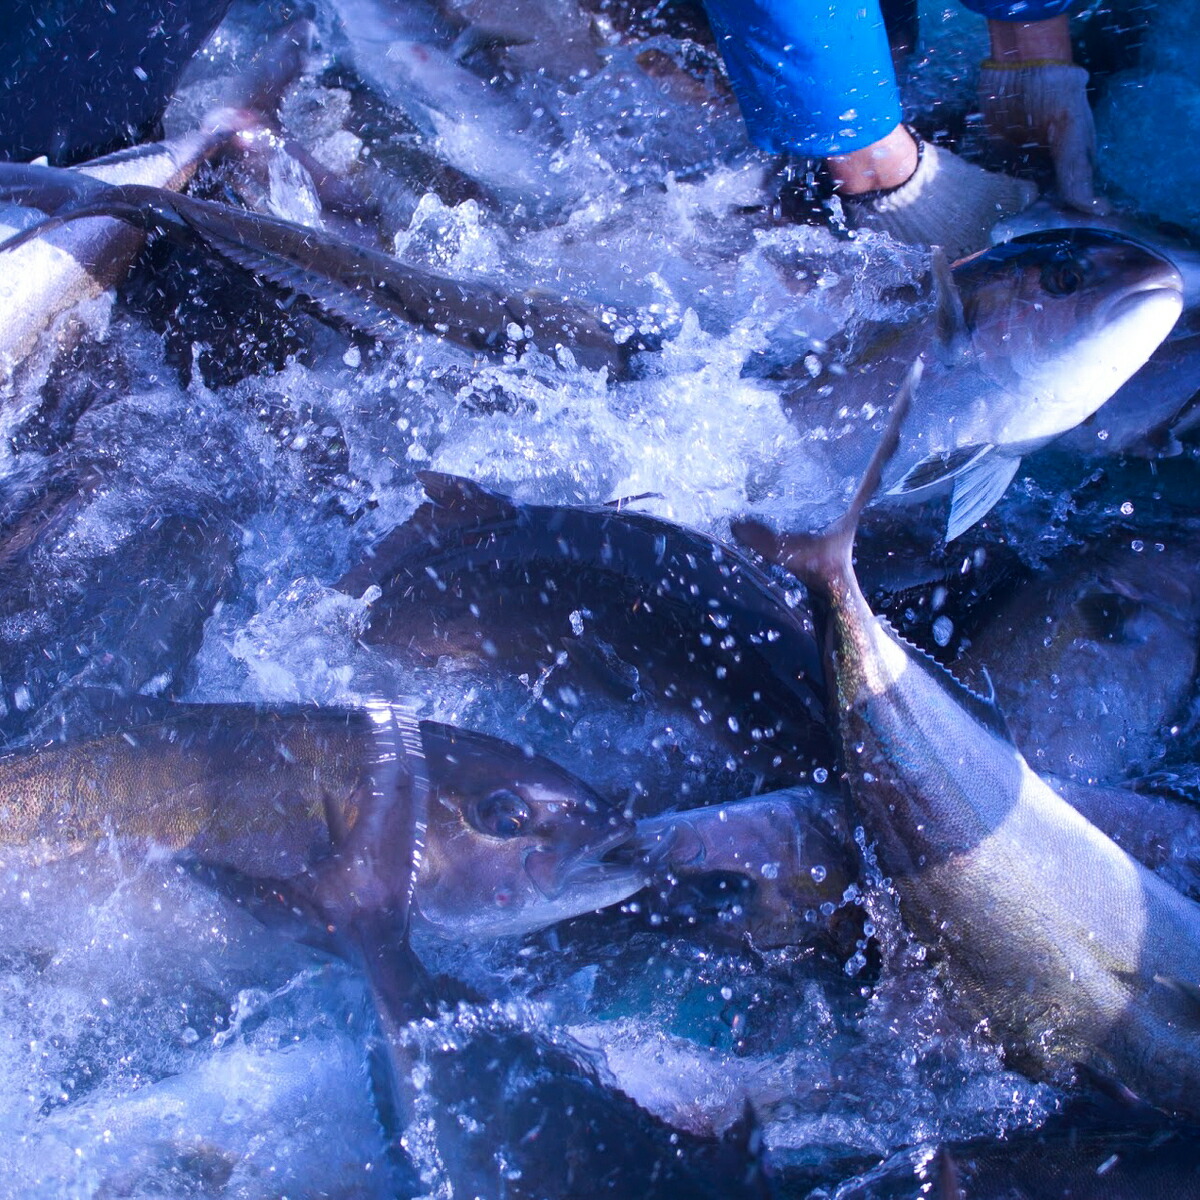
(336, 471, 833, 793)
(0, 166, 662, 378)
(0, 701, 647, 940)
(735, 361, 1200, 1116)
(991, 199, 1200, 309)
(992, 205, 1200, 459)
(954, 527, 1200, 784)
(619, 769, 1200, 953)
(439, 0, 604, 81)
(0, 463, 240, 750)
(0, 696, 769, 1197)
(785, 231, 1183, 541)
(395, 1006, 771, 1200)
(0, 21, 314, 417)
(323, 0, 598, 215)
(1053, 319, 1200, 458)
(624, 786, 857, 948)
(1047, 774, 1200, 902)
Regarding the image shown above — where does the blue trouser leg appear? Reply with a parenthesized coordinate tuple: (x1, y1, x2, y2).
(701, 0, 902, 157)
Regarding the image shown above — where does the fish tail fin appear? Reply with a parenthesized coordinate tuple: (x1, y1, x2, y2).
(734, 357, 922, 591)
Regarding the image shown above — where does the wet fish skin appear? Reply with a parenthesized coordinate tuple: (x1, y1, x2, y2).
(337, 471, 832, 792)
(0, 169, 659, 378)
(0, 20, 315, 410)
(993, 204, 1200, 459)
(415, 719, 645, 936)
(626, 786, 856, 948)
(324, 0, 592, 214)
(955, 529, 1200, 784)
(834, 1109, 1200, 1199)
(992, 199, 1200, 310)
(0, 702, 646, 940)
(399, 1008, 771, 1200)
(625, 772, 1200, 951)
(789, 231, 1183, 540)
(0, 475, 239, 750)
(736, 366, 1200, 1115)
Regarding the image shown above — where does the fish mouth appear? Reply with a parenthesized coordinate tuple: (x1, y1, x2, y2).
(602, 817, 704, 876)
(522, 820, 646, 901)
(1105, 278, 1184, 324)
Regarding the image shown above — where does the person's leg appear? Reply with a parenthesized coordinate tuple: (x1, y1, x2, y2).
(701, 0, 902, 158)
(701, 0, 1036, 258)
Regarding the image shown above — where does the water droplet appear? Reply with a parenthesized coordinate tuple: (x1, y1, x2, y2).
(932, 615, 953, 646)
(810, 864, 827, 883)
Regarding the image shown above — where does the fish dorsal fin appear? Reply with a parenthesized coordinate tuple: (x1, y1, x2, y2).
(416, 471, 518, 524)
(888, 443, 993, 496)
(946, 453, 1019, 542)
(882, 618, 1017, 744)
(339, 473, 517, 592)
(931, 246, 970, 364)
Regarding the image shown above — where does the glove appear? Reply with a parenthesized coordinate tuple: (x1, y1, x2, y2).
(978, 60, 1106, 214)
(843, 138, 1036, 261)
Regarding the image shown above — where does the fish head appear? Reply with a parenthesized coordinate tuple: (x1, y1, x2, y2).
(954, 229, 1183, 445)
(414, 722, 645, 938)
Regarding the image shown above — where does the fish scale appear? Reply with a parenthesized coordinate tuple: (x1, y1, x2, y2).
(738, 364, 1200, 1117)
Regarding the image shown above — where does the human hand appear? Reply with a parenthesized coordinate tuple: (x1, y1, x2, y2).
(979, 60, 1108, 214)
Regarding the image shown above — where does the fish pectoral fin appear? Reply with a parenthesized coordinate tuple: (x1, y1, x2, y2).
(945, 453, 1020, 542)
(888, 444, 993, 496)
(1153, 974, 1200, 1022)
(931, 246, 971, 364)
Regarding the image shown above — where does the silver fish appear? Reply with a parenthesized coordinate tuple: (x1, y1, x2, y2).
(955, 529, 1200, 784)
(787, 231, 1183, 540)
(994, 204, 1200, 458)
(0, 21, 313, 415)
(626, 787, 856, 948)
(0, 170, 659, 377)
(736, 362, 1200, 1115)
(324, 0, 593, 214)
(0, 702, 646, 941)
(992, 199, 1200, 310)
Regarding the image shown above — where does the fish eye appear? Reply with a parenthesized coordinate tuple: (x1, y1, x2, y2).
(1040, 258, 1087, 297)
(469, 789, 532, 838)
